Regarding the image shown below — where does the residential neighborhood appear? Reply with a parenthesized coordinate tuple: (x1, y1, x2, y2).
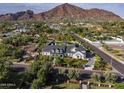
(0, 3, 124, 89)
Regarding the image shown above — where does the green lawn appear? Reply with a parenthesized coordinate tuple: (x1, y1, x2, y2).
(52, 83, 80, 89)
(90, 85, 113, 89)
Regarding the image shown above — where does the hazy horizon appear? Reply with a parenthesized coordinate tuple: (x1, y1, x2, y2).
(0, 3, 124, 18)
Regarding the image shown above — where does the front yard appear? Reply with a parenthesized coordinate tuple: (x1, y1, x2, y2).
(46, 83, 80, 89)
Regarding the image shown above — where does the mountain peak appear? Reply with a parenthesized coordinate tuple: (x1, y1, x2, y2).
(55, 3, 83, 10)
(40, 3, 85, 20)
(61, 3, 71, 6)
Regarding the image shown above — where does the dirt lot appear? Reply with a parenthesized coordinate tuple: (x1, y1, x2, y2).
(107, 44, 124, 61)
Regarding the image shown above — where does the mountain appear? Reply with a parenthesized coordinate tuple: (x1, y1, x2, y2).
(0, 10, 34, 21)
(0, 3, 122, 21)
(35, 3, 86, 20)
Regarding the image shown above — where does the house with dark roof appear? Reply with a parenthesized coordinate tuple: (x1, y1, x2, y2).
(42, 42, 86, 59)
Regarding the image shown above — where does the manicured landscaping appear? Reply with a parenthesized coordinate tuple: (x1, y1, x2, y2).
(52, 83, 80, 89)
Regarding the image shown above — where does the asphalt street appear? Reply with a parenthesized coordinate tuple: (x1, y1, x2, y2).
(71, 32, 124, 76)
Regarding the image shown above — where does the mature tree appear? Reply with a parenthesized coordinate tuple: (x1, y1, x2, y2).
(3, 34, 33, 46)
(94, 55, 108, 70)
(0, 22, 14, 33)
(38, 34, 47, 50)
(28, 60, 43, 76)
(104, 72, 117, 83)
(91, 73, 101, 82)
(31, 79, 44, 89)
(55, 57, 65, 66)
(0, 58, 12, 80)
(29, 61, 54, 88)
(33, 22, 46, 33)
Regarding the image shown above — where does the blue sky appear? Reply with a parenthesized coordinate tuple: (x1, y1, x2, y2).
(0, 3, 124, 18)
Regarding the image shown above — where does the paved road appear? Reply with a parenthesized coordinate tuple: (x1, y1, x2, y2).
(70, 32, 124, 76)
(84, 58, 95, 70)
(11, 63, 121, 76)
(11, 63, 29, 72)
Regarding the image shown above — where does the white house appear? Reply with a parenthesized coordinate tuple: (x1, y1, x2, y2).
(72, 51, 86, 59)
(42, 42, 86, 59)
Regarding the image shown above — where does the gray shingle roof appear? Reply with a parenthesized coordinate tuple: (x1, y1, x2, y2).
(42, 45, 66, 54)
(66, 45, 85, 53)
(42, 42, 86, 54)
